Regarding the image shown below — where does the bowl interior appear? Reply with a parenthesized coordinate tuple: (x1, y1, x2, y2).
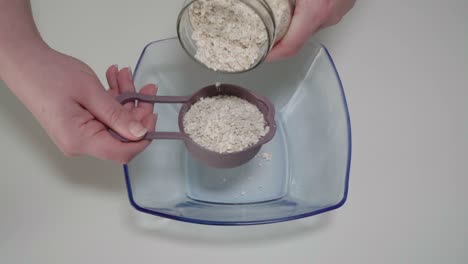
(125, 37, 351, 225)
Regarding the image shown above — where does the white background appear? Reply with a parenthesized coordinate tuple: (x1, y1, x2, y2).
(1, 0, 467, 263)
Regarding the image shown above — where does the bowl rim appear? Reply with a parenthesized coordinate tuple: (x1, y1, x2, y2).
(123, 37, 352, 226)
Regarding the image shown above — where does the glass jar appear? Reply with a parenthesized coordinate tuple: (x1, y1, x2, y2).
(177, 0, 296, 73)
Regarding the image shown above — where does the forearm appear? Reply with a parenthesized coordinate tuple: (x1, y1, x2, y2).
(0, 0, 49, 83)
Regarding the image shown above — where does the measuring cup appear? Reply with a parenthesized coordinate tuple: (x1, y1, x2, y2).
(110, 84, 276, 168)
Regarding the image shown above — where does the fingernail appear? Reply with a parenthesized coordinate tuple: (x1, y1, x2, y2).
(129, 121, 147, 138)
(128, 67, 133, 80)
(112, 64, 118, 70)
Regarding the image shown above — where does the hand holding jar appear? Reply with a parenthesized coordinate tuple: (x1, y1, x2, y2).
(178, 0, 355, 73)
(267, 0, 356, 60)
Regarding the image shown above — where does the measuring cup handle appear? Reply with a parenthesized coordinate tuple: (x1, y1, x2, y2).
(109, 130, 185, 142)
(116, 92, 191, 104)
(109, 92, 190, 142)
(145, 132, 186, 140)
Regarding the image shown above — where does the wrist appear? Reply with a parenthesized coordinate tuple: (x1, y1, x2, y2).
(0, 36, 51, 82)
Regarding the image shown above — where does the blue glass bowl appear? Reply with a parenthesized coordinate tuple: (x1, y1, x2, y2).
(124, 38, 352, 225)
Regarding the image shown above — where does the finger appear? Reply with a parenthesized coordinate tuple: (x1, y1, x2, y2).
(106, 64, 119, 91)
(321, 0, 356, 28)
(84, 114, 157, 164)
(130, 84, 157, 121)
(81, 87, 147, 141)
(107, 88, 118, 98)
(137, 84, 157, 114)
(266, 0, 324, 61)
(84, 131, 149, 164)
(143, 113, 157, 132)
(118, 67, 136, 110)
(131, 107, 148, 121)
(106, 64, 119, 98)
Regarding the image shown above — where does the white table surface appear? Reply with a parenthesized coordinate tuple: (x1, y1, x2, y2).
(1, 0, 467, 263)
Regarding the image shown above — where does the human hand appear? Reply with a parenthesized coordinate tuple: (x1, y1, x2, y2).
(0, 0, 157, 163)
(8, 49, 157, 164)
(267, 0, 356, 60)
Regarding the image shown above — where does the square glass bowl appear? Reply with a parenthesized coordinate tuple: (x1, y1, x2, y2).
(125, 38, 351, 225)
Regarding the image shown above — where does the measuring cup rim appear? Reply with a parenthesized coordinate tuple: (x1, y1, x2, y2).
(178, 83, 277, 156)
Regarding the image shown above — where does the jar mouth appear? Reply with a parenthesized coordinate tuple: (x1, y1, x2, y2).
(177, 0, 276, 74)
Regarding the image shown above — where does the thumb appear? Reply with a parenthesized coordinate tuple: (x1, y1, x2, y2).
(266, 0, 322, 61)
(81, 87, 147, 141)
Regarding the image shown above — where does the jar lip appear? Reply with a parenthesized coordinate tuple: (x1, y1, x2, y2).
(177, 0, 276, 74)
(253, 0, 278, 45)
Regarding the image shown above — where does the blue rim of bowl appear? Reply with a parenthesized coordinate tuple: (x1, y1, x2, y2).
(122, 37, 352, 226)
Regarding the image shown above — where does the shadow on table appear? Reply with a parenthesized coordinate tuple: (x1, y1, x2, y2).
(0, 82, 123, 192)
(125, 210, 334, 246)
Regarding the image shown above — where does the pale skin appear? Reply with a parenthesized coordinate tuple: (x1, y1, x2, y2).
(268, 0, 356, 60)
(0, 0, 354, 163)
